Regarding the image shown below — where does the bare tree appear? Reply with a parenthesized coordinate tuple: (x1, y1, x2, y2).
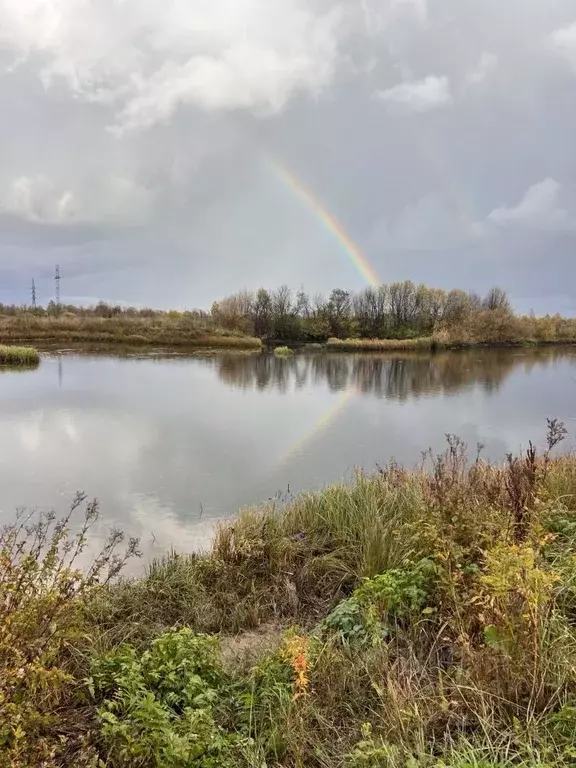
(483, 286, 511, 313)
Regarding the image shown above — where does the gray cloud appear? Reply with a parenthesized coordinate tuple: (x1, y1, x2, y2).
(0, 0, 575, 311)
(375, 74, 451, 112)
(552, 20, 576, 69)
(465, 52, 498, 87)
(488, 178, 573, 230)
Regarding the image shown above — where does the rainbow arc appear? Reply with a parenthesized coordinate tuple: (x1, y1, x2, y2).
(267, 155, 381, 288)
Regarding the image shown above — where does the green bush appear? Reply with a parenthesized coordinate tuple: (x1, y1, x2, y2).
(321, 559, 437, 646)
(89, 628, 251, 767)
(353, 558, 437, 618)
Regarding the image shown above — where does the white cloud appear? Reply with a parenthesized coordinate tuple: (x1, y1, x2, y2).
(375, 75, 451, 112)
(0, 174, 153, 225)
(466, 52, 498, 87)
(488, 178, 572, 229)
(0, 0, 346, 133)
(1, 176, 76, 224)
(551, 21, 576, 69)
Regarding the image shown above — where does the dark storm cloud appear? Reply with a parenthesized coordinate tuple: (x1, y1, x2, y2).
(0, 0, 575, 309)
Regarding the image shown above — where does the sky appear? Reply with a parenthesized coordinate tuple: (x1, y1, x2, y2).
(0, 0, 575, 312)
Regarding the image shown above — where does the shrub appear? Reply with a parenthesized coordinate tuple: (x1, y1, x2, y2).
(273, 346, 294, 356)
(89, 628, 252, 767)
(321, 559, 438, 646)
(0, 495, 139, 768)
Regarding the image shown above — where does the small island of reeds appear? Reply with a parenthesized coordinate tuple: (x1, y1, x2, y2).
(0, 344, 40, 366)
(273, 345, 294, 356)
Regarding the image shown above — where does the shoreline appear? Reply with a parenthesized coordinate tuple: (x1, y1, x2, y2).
(4, 432, 576, 765)
(323, 336, 576, 352)
(0, 333, 262, 350)
(4, 335, 576, 355)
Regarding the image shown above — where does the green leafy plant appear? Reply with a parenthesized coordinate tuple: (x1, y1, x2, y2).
(321, 559, 438, 646)
(89, 628, 250, 767)
(354, 558, 437, 619)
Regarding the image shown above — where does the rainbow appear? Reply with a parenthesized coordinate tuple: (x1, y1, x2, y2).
(276, 387, 356, 469)
(267, 156, 381, 288)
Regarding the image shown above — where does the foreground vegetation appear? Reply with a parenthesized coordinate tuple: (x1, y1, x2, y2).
(0, 344, 40, 366)
(4, 422, 576, 766)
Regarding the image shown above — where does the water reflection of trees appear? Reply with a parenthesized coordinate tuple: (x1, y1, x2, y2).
(213, 348, 576, 401)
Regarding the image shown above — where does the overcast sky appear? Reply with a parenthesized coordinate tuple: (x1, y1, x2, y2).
(0, 0, 575, 311)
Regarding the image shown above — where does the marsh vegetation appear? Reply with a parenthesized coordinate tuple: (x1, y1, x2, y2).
(3, 423, 576, 766)
(0, 344, 40, 366)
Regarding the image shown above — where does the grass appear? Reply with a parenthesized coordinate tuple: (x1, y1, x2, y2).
(0, 344, 40, 366)
(273, 345, 294, 356)
(4, 421, 576, 765)
(327, 336, 433, 351)
(0, 313, 262, 350)
(326, 335, 576, 353)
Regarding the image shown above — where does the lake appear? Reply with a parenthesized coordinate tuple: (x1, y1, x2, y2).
(0, 347, 575, 564)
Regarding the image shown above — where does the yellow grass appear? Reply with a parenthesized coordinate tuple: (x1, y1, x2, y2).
(0, 314, 262, 349)
(326, 336, 433, 351)
(0, 344, 40, 366)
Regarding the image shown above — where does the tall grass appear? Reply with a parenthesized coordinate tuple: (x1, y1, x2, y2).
(273, 345, 294, 356)
(0, 314, 262, 349)
(4, 422, 576, 765)
(0, 344, 40, 366)
(327, 336, 433, 351)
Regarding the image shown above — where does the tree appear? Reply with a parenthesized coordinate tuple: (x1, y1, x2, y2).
(353, 286, 389, 338)
(252, 289, 273, 338)
(211, 290, 254, 333)
(483, 287, 511, 313)
(271, 285, 294, 339)
(327, 289, 353, 338)
(388, 281, 417, 334)
(443, 289, 473, 328)
(294, 287, 311, 318)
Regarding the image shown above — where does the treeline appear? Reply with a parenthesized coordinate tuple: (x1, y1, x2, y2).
(0, 301, 212, 324)
(211, 282, 576, 344)
(3, 283, 575, 346)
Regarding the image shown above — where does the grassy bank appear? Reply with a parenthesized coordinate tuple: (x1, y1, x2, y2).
(326, 336, 576, 353)
(326, 336, 433, 351)
(0, 343, 40, 366)
(4, 423, 576, 766)
(0, 314, 262, 350)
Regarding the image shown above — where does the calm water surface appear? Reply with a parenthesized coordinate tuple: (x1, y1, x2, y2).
(1, 347, 575, 563)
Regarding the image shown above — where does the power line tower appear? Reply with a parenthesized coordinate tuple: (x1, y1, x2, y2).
(54, 264, 61, 307)
(31, 278, 37, 308)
